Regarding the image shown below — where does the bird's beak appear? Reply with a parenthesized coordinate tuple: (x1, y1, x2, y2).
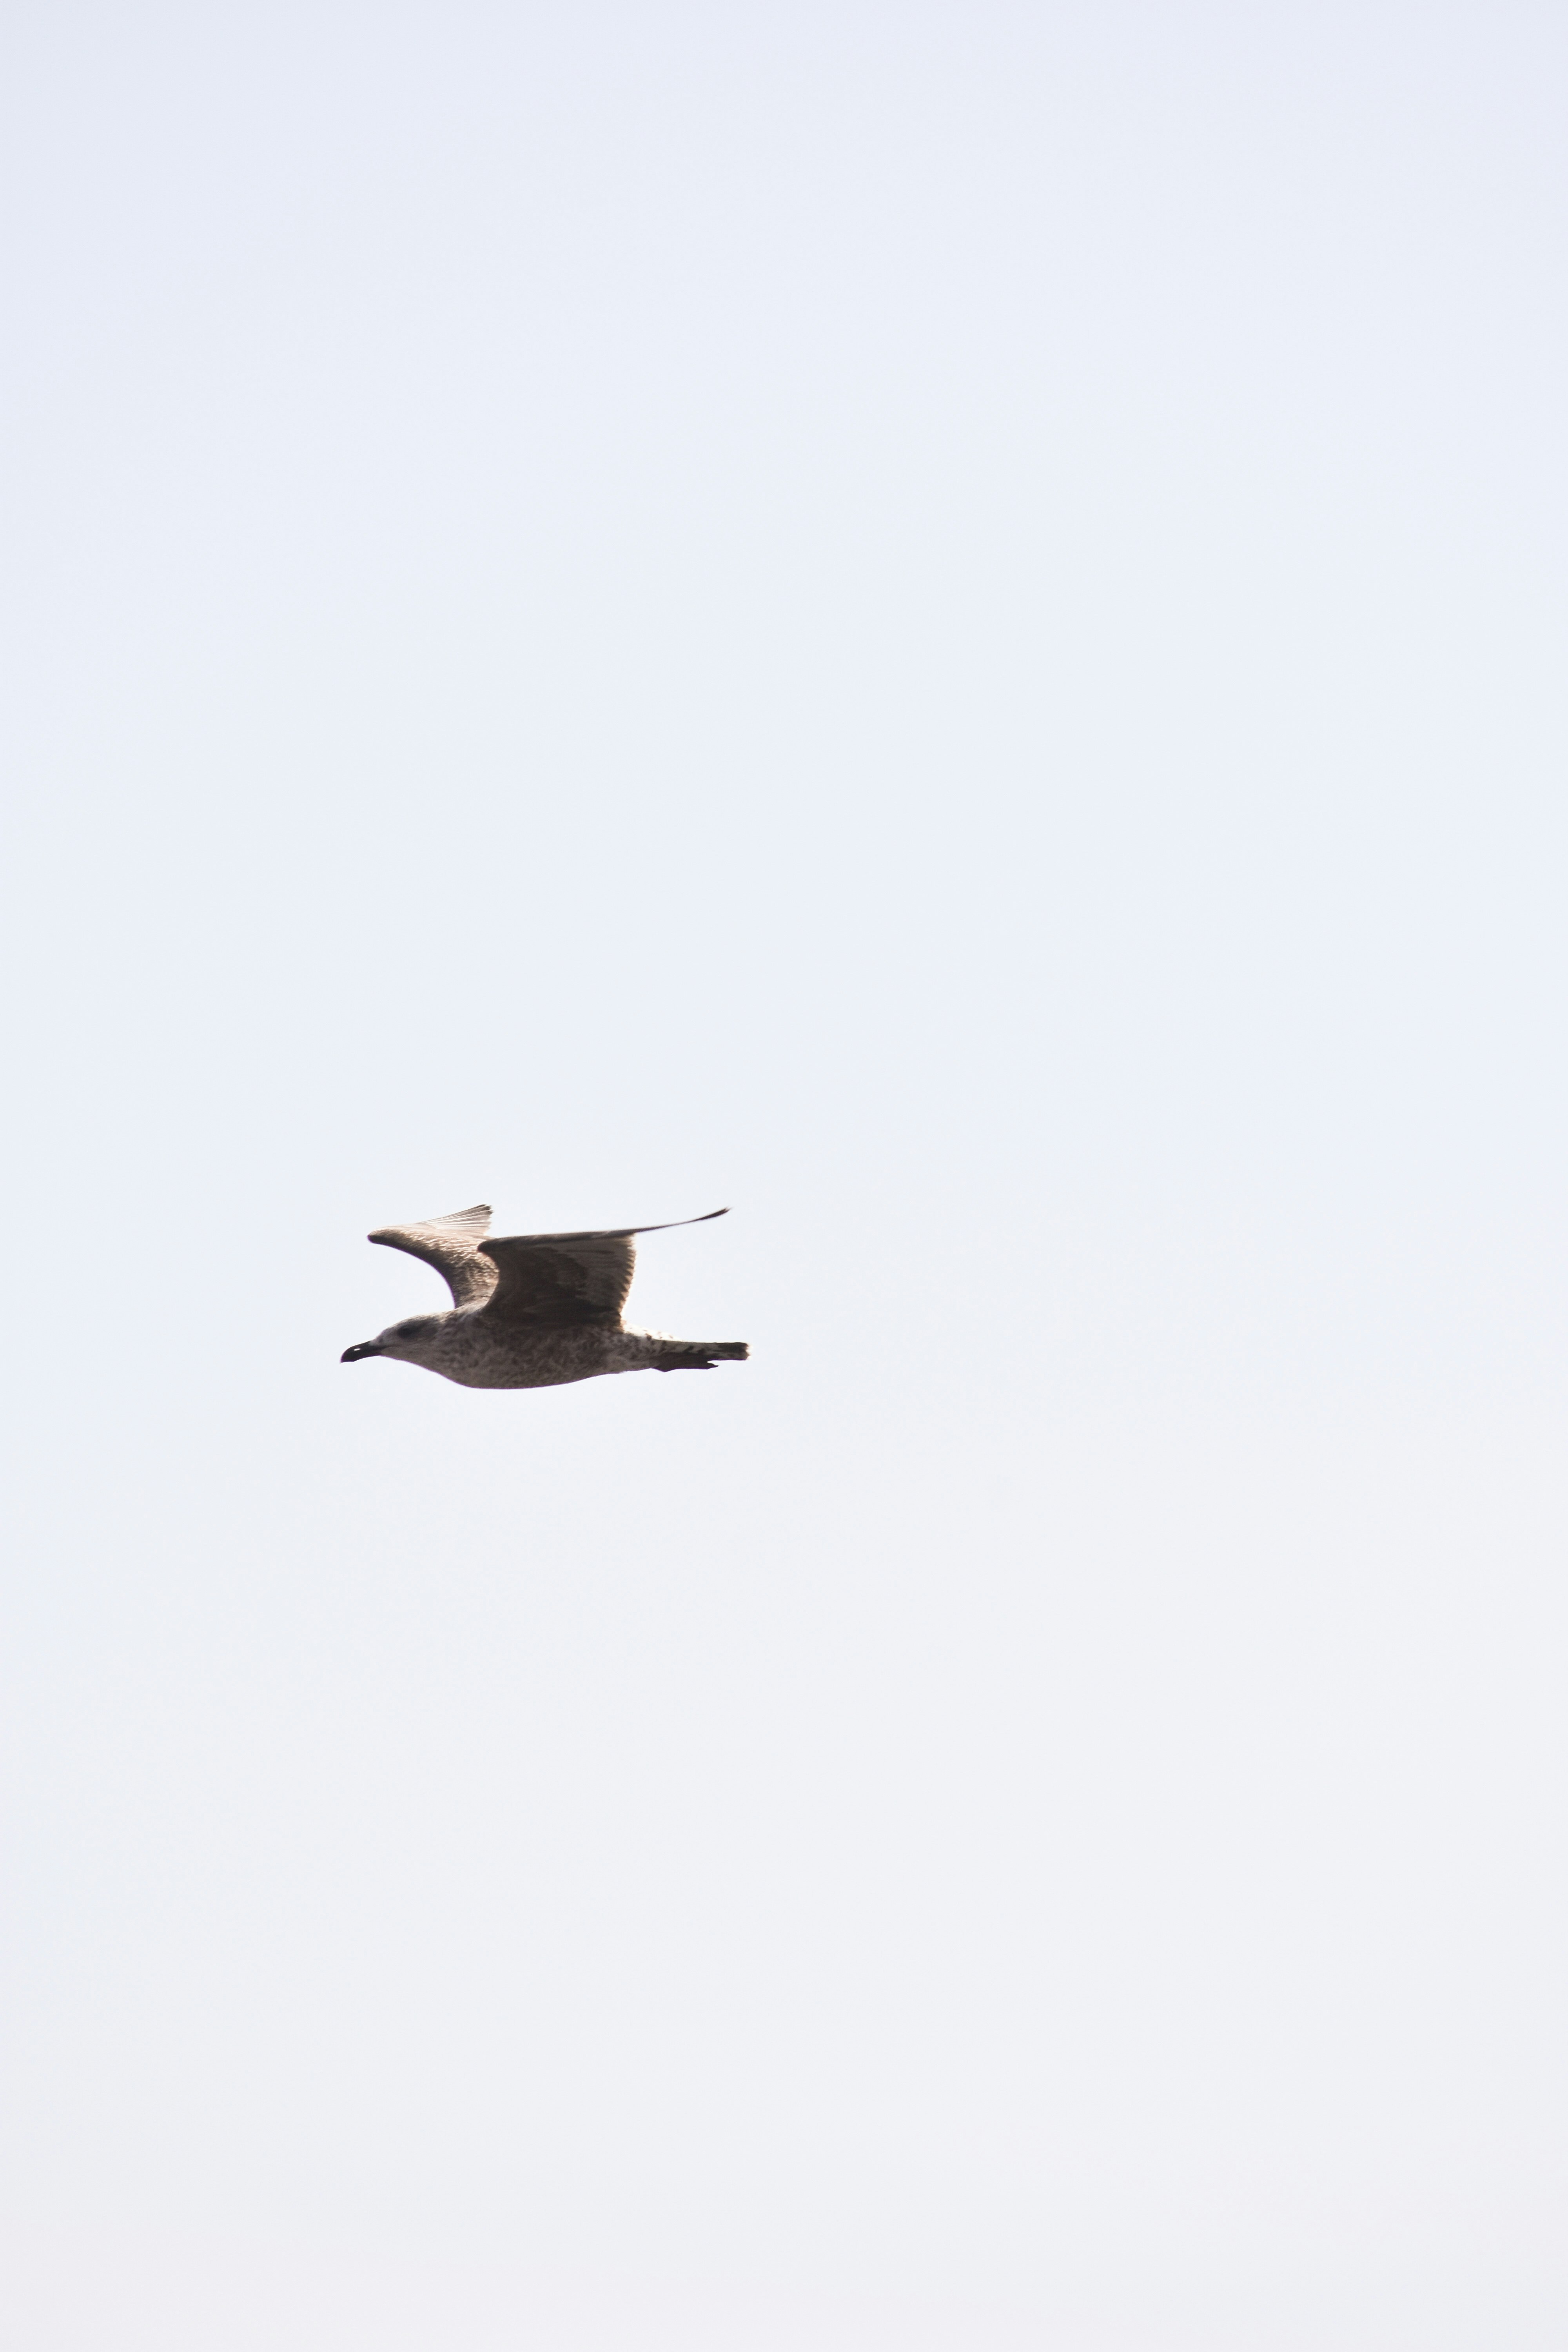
(341, 1342, 386, 1363)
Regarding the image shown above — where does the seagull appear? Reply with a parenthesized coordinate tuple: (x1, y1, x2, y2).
(340, 1204, 749, 1389)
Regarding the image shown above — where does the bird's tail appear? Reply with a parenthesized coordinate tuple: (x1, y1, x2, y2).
(652, 1340, 750, 1372)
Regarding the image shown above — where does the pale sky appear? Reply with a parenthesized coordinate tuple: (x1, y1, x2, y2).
(3, 6, 1566, 2347)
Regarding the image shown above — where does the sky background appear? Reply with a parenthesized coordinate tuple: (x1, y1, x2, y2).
(3, 4, 1567, 2346)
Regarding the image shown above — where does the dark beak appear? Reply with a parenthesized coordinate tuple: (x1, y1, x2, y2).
(341, 1342, 387, 1363)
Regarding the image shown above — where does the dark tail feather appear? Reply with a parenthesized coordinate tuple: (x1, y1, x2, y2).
(652, 1340, 749, 1372)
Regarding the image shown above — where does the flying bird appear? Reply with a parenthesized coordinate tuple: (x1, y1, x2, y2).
(341, 1204, 749, 1389)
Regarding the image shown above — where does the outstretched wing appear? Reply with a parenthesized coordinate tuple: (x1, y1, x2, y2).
(477, 1209, 728, 1330)
(367, 1204, 497, 1309)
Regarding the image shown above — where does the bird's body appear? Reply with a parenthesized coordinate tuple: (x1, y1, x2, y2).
(361, 1312, 732, 1390)
(341, 1204, 748, 1391)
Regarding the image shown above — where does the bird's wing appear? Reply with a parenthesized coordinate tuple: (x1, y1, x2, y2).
(367, 1204, 498, 1309)
(477, 1209, 728, 1329)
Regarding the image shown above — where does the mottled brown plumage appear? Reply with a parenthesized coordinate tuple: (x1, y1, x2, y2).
(341, 1205, 748, 1389)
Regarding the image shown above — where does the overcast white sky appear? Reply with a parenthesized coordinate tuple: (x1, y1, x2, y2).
(3, 5, 1567, 2347)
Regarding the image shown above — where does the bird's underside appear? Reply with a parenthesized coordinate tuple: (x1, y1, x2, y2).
(340, 1204, 748, 1390)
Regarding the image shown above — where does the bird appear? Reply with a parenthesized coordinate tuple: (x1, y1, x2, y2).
(340, 1203, 749, 1390)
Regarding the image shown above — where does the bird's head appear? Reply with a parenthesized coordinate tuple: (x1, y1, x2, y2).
(340, 1315, 445, 1365)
